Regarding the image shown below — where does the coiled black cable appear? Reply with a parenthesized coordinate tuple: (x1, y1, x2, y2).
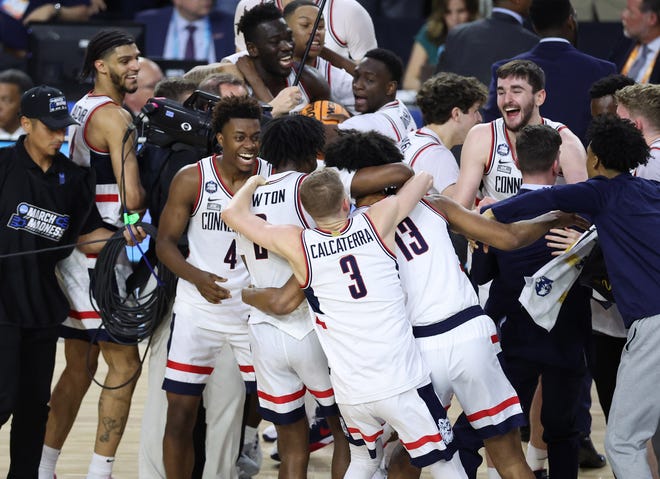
(90, 222, 176, 345)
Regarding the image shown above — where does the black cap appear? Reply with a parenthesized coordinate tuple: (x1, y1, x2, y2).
(20, 85, 78, 130)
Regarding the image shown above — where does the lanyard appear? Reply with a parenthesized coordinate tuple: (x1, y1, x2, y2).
(622, 44, 659, 84)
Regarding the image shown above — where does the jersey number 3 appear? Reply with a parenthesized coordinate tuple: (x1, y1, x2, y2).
(339, 255, 367, 299)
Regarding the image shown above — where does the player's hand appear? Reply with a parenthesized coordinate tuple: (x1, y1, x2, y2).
(546, 226, 582, 256)
(477, 196, 498, 208)
(269, 86, 303, 117)
(549, 211, 590, 231)
(248, 175, 267, 187)
(193, 271, 231, 304)
(122, 225, 146, 246)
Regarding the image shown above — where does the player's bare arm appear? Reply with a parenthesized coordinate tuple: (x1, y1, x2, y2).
(222, 175, 307, 281)
(350, 163, 414, 198)
(242, 275, 305, 316)
(156, 166, 230, 304)
(452, 123, 491, 208)
(435, 194, 588, 250)
(88, 104, 145, 210)
(366, 171, 433, 248)
(558, 128, 588, 183)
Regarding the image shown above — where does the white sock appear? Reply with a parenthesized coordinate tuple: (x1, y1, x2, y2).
(38, 445, 60, 479)
(526, 443, 548, 471)
(487, 467, 502, 479)
(86, 453, 114, 479)
(244, 425, 258, 446)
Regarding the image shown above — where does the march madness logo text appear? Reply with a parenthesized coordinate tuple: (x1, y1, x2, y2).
(7, 202, 70, 241)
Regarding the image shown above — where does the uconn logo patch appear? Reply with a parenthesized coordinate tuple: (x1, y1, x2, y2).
(496, 143, 510, 156)
(8, 202, 70, 241)
(535, 276, 553, 297)
(205, 181, 218, 194)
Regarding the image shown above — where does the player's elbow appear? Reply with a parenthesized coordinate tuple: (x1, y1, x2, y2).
(123, 187, 146, 212)
(270, 292, 304, 315)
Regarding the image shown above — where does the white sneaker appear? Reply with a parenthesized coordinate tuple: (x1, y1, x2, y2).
(262, 424, 277, 442)
(237, 435, 262, 478)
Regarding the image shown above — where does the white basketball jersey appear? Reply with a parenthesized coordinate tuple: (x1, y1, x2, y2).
(405, 127, 459, 194)
(482, 117, 566, 201)
(236, 171, 315, 339)
(69, 93, 123, 227)
(173, 155, 272, 332)
(301, 212, 429, 404)
(635, 140, 660, 180)
(395, 200, 479, 327)
(339, 100, 417, 153)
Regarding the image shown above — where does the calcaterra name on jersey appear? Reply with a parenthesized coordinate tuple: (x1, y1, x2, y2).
(495, 176, 522, 195)
(201, 211, 234, 232)
(309, 227, 375, 259)
(252, 188, 286, 207)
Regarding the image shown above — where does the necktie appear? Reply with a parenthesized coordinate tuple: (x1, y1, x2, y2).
(628, 44, 650, 81)
(184, 24, 197, 60)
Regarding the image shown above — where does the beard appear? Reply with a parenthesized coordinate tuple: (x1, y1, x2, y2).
(110, 69, 138, 95)
(503, 104, 535, 132)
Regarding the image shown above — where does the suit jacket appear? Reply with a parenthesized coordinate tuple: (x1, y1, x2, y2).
(483, 40, 617, 143)
(134, 7, 234, 63)
(609, 37, 660, 84)
(436, 11, 539, 85)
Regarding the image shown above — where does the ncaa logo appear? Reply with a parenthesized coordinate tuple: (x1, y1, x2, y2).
(205, 181, 218, 194)
(535, 276, 553, 297)
(497, 143, 509, 156)
(180, 122, 192, 131)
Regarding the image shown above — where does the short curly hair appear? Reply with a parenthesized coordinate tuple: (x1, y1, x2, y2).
(589, 74, 635, 99)
(260, 115, 325, 170)
(211, 95, 262, 135)
(416, 73, 487, 125)
(363, 48, 404, 86)
(324, 129, 402, 171)
(236, 3, 284, 43)
(587, 114, 649, 172)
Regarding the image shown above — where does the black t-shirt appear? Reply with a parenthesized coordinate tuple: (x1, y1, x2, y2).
(0, 136, 101, 327)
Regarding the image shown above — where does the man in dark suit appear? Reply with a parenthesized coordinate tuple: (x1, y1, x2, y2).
(483, 0, 617, 144)
(435, 0, 539, 86)
(134, 0, 234, 64)
(609, 0, 660, 84)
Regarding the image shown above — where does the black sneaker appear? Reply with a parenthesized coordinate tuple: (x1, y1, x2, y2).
(578, 435, 607, 469)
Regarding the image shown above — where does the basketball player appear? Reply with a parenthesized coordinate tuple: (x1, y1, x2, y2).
(326, 130, 587, 479)
(40, 30, 146, 479)
(405, 72, 488, 196)
(155, 95, 271, 478)
(453, 59, 587, 208)
(223, 166, 472, 479)
(235, 114, 350, 479)
(335, 48, 417, 153)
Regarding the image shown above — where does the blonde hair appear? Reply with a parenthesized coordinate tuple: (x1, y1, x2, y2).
(615, 83, 660, 130)
(300, 169, 345, 220)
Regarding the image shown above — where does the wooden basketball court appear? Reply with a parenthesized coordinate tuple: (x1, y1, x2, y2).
(0, 341, 616, 478)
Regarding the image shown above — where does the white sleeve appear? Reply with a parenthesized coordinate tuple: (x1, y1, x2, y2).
(329, 65, 356, 114)
(234, 0, 262, 52)
(325, 165, 356, 201)
(338, 113, 394, 140)
(328, 0, 377, 61)
(407, 145, 459, 195)
(635, 148, 660, 181)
